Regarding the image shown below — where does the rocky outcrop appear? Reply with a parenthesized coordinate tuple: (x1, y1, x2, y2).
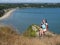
(23, 24, 56, 37)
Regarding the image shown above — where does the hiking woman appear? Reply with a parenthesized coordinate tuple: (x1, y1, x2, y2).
(39, 19, 48, 37)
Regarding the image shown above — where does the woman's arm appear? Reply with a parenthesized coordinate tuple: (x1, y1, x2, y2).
(46, 23, 48, 31)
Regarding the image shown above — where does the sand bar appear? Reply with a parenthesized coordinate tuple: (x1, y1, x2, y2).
(0, 8, 17, 20)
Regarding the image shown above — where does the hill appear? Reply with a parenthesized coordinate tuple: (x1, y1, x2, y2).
(0, 24, 60, 45)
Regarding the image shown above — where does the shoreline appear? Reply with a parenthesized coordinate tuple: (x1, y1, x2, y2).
(0, 8, 17, 20)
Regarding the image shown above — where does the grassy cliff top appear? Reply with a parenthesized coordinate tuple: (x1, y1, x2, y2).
(0, 24, 60, 45)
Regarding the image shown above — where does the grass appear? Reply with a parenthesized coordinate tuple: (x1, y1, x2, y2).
(0, 25, 60, 45)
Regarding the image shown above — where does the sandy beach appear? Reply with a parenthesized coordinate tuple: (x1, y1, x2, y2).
(0, 8, 17, 20)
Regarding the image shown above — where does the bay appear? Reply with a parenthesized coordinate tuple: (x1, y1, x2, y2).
(0, 8, 60, 34)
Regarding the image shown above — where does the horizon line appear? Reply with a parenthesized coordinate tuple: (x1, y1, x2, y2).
(0, 2, 60, 4)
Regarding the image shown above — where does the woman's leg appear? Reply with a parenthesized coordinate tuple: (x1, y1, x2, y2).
(39, 30, 42, 37)
(39, 29, 43, 37)
(43, 29, 47, 35)
(41, 30, 44, 37)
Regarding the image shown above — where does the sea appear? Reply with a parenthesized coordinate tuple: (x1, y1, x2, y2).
(0, 8, 60, 34)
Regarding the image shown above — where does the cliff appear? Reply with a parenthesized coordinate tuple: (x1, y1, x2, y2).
(0, 24, 60, 45)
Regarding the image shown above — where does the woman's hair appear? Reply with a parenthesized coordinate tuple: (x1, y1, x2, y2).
(45, 19, 47, 23)
(43, 18, 47, 23)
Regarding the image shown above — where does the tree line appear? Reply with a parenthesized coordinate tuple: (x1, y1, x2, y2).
(0, 3, 60, 17)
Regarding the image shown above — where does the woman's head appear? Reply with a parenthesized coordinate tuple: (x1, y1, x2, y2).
(42, 18, 47, 24)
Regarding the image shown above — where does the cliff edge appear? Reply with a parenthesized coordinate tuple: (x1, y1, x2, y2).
(0, 24, 60, 45)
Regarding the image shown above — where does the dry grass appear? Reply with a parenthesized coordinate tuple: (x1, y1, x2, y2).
(0, 26, 60, 45)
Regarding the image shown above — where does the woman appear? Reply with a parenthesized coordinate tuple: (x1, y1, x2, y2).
(39, 19, 48, 37)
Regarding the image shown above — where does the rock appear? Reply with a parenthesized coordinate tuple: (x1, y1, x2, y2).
(23, 24, 56, 37)
(45, 31, 56, 37)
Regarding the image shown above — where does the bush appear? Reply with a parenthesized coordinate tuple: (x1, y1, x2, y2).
(23, 24, 37, 37)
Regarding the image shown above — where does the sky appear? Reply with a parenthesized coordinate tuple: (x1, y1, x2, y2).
(0, 0, 60, 3)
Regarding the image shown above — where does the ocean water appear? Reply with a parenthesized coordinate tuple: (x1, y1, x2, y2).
(0, 8, 60, 34)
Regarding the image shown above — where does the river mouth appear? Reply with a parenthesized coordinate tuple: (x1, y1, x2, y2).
(0, 8, 60, 34)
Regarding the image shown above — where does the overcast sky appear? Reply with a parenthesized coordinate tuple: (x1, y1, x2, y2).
(0, 0, 60, 3)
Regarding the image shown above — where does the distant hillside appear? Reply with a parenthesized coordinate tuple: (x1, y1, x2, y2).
(0, 24, 60, 45)
(0, 3, 60, 17)
(0, 3, 60, 8)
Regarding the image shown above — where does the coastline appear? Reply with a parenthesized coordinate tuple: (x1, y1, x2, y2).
(0, 8, 17, 20)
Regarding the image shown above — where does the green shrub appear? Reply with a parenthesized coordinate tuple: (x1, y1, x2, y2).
(23, 24, 37, 37)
